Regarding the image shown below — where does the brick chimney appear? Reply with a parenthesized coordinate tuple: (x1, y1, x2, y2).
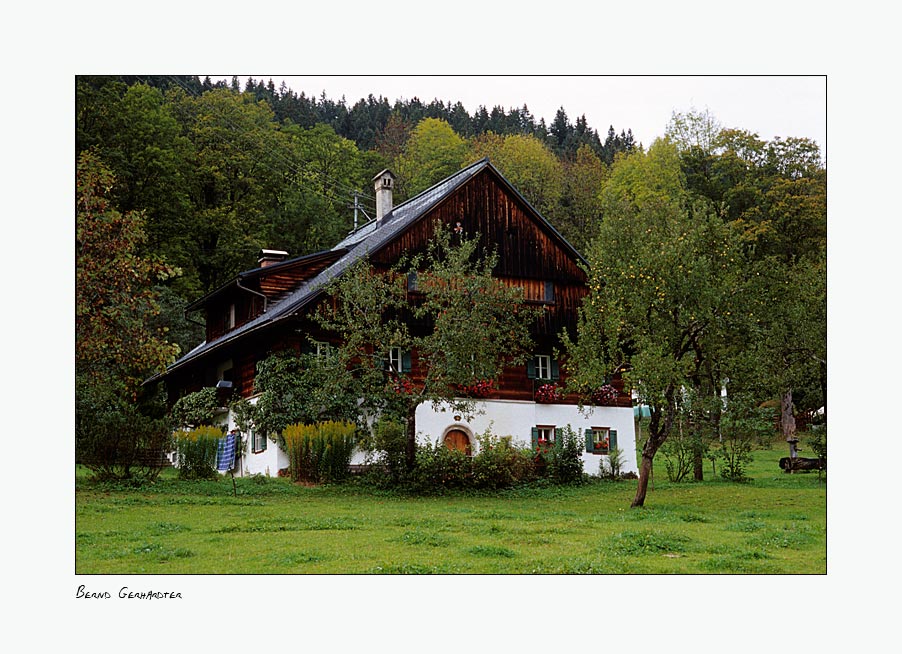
(373, 169, 396, 222)
(258, 249, 289, 268)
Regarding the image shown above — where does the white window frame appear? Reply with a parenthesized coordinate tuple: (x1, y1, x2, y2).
(313, 340, 332, 359)
(535, 354, 552, 380)
(387, 347, 403, 373)
(536, 426, 555, 443)
(252, 429, 267, 454)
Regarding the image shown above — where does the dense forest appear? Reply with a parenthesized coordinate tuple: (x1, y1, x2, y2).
(76, 75, 640, 355)
(76, 75, 826, 490)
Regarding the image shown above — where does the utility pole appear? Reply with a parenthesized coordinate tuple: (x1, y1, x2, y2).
(348, 190, 361, 231)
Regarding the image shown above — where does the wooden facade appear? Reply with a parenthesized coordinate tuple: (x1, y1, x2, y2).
(159, 161, 630, 409)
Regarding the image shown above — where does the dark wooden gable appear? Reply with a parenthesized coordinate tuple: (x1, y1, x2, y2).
(371, 166, 586, 283)
(371, 166, 587, 338)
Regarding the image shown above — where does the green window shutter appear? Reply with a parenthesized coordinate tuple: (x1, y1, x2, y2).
(531, 427, 539, 448)
(526, 358, 536, 379)
(551, 360, 560, 380)
(609, 429, 618, 451)
(554, 427, 562, 443)
(585, 429, 594, 453)
(401, 351, 412, 374)
(300, 341, 315, 356)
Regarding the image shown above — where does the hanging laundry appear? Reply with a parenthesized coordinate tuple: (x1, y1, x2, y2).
(216, 432, 237, 472)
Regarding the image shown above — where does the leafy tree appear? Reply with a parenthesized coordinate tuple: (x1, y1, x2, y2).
(253, 348, 361, 440)
(395, 118, 470, 199)
(271, 123, 367, 255)
(674, 116, 827, 442)
(470, 132, 564, 221)
(666, 108, 723, 154)
(171, 87, 293, 294)
(316, 224, 537, 470)
(76, 151, 178, 479)
(558, 144, 607, 253)
(76, 151, 179, 395)
(564, 140, 747, 507)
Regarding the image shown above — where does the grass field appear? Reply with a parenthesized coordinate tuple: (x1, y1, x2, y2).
(75, 442, 826, 574)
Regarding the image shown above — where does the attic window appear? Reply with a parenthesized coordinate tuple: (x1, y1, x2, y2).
(544, 281, 555, 303)
(228, 303, 236, 329)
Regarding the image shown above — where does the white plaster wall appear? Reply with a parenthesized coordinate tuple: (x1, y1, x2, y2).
(415, 399, 639, 476)
(225, 395, 289, 478)
(217, 397, 638, 477)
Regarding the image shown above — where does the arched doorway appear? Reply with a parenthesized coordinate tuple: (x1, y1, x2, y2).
(443, 428, 472, 455)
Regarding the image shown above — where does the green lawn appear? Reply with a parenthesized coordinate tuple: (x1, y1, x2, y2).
(75, 444, 826, 574)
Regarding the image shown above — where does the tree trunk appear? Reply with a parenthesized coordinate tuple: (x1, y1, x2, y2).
(404, 409, 417, 472)
(693, 450, 704, 481)
(632, 434, 666, 508)
(631, 452, 655, 508)
(781, 389, 796, 442)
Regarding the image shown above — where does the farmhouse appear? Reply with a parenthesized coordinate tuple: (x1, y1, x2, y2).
(151, 158, 638, 476)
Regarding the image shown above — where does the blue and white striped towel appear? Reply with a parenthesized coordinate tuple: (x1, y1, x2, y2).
(216, 433, 237, 472)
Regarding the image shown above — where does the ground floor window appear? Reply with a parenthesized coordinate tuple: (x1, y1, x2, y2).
(585, 427, 617, 454)
(252, 429, 267, 453)
(531, 425, 558, 449)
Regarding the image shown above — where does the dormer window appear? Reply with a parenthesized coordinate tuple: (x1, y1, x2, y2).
(228, 303, 236, 329)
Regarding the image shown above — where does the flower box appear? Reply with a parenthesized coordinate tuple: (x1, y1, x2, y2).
(591, 384, 619, 406)
(461, 378, 495, 398)
(535, 383, 564, 404)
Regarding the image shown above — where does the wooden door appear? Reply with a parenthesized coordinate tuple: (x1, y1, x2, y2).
(444, 429, 471, 455)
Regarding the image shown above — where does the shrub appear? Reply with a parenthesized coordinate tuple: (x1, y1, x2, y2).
(600, 445, 625, 480)
(282, 421, 357, 484)
(471, 432, 537, 489)
(170, 388, 219, 428)
(718, 395, 773, 482)
(370, 418, 408, 482)
(543, 425, 584, 484)
(76, 376, 171, 482)
(174, 425, 223, 480)
(405, 442, 472, 492)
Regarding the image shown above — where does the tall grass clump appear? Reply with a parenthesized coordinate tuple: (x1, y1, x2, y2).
(173, 425, 222, 480)
(283, 421, 356, 483)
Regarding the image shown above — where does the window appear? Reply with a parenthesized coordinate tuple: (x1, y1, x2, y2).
(544, 281, 555, 303)
(252, 429, 267, 454)
(385, 347, 412, 374)
(312, 340, 332, 358)
(536, 355, 551, 380)
(527, 354, 559, 381)
(531, 425, 559, 449)
(585, 427, 618, 454)
(228, 303, 236, 329)
(407, 271, 418, 292)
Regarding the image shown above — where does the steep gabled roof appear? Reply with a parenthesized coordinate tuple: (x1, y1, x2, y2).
(150, 157, 585, 382)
